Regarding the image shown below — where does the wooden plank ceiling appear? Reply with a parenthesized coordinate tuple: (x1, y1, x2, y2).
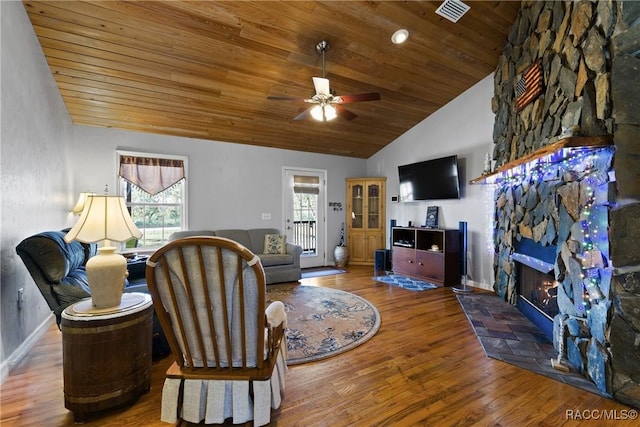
(23, 1, 519, 158)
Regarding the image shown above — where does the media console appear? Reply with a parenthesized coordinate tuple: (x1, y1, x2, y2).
(391, 227, 460, 286)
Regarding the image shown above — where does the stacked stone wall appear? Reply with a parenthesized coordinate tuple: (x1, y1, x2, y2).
(608, 3, 640, 408)
(490, 0, 640, 406)
(492, 0, 616, 166)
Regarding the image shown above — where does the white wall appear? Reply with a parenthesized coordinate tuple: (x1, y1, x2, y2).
(367, 75, 497, 289)
(1, 0, 76, 379)
(69, 126, 366, 255)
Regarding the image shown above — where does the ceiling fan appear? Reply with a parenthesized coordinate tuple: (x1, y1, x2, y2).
(268, 40, 381, 122)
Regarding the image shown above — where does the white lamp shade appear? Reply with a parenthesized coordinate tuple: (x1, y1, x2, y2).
(65, 195, 142, 244)
(310, 104, 337, 122)
(71, 192, 95, 214)
(324, 104, 337, 121)
(310, 105, 324, 121)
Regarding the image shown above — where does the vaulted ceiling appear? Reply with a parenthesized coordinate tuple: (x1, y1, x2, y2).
(23, 1, 520, 158)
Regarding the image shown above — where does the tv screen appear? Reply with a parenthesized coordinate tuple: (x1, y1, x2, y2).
(398, 155, 460, 201)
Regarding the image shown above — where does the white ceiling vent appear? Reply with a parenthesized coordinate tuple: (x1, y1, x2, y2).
(435, 0, 470, 23)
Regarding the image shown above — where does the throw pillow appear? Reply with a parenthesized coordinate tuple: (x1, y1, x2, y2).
(264, 234, 287, 254)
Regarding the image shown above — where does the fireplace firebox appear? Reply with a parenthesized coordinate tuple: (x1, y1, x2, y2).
(515, 261, 558, 340)
(518, 263, 559, 319)
(511, 239, 558, 340)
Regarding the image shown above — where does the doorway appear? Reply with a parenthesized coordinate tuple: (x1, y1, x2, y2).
(283, 168, 326, 268)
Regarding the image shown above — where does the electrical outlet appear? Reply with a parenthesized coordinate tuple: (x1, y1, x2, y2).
(261, 212, 271, 220)
(18, 288, 24, 308)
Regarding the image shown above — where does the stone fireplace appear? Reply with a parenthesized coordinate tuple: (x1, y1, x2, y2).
(489, 142, 616, 394)
(482, 1, 640, 408)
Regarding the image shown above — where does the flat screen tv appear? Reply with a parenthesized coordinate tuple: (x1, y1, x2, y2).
(398, 155, 461, 201)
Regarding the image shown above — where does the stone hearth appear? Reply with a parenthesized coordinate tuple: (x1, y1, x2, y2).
(457, 293, 604, 397)
(485, 0, 640, 408)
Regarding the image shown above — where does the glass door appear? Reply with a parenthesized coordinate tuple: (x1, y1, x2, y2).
(283, 168, 326, 268)
(367, 183, 380, 230)
(351, 183, 364, 229)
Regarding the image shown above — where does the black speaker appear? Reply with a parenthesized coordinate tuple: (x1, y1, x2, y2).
(454, 221, 472, 293)
(375, 249, 386, 272)
(459, 221, 468, 276)
(389, 219, 397, 252)
(385, 249, 392, 270)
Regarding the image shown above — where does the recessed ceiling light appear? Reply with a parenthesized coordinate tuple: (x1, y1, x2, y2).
(391, 29, 409, 44)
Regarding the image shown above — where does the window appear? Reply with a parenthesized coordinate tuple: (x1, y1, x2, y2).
(117, 151, 187, 250)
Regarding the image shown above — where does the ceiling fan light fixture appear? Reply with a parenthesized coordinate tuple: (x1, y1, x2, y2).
(310, 105, 323, 121)
(311, 104, 337, 122)
(325, 104, 337, 121)
(270, 39, 380, 122)
(391, 29, 409, 44)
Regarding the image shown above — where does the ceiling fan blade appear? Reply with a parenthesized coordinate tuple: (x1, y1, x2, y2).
(267, 95, 308, 102)
(293, 108, 313, 121)
(335, 105, 357, 120)
(312, 77, 331, 96)
(336, 92, 381, 104)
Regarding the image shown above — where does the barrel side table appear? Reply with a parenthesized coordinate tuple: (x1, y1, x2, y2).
(61, 293, 153, 422)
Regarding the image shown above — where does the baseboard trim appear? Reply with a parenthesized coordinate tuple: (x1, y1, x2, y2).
(0, 315, 54, 384)
(466, 279, 493, 291)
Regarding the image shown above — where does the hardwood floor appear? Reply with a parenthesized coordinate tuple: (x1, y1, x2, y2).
(1, 266, 635, 426)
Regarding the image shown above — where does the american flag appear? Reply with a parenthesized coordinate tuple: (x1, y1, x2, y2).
(516, 59, 543, 112)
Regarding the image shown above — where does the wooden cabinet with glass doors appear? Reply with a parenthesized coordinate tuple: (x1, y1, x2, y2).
(346, 178, 386, 265)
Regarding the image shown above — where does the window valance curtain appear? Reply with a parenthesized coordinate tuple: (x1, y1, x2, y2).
(293, 175, 320, 195)
(119, 155, 185, 196)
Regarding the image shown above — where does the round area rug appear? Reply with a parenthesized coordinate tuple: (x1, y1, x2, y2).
(266, 284, 381, 365)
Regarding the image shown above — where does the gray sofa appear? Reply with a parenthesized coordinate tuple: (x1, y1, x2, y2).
(169, 228, 302, 284)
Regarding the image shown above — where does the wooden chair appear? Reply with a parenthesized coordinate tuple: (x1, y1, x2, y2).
(145, 236, 287, 426)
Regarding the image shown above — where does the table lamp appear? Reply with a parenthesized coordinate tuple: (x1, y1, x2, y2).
(64, 194, 142, 308)
(70, 192, 95, 215)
